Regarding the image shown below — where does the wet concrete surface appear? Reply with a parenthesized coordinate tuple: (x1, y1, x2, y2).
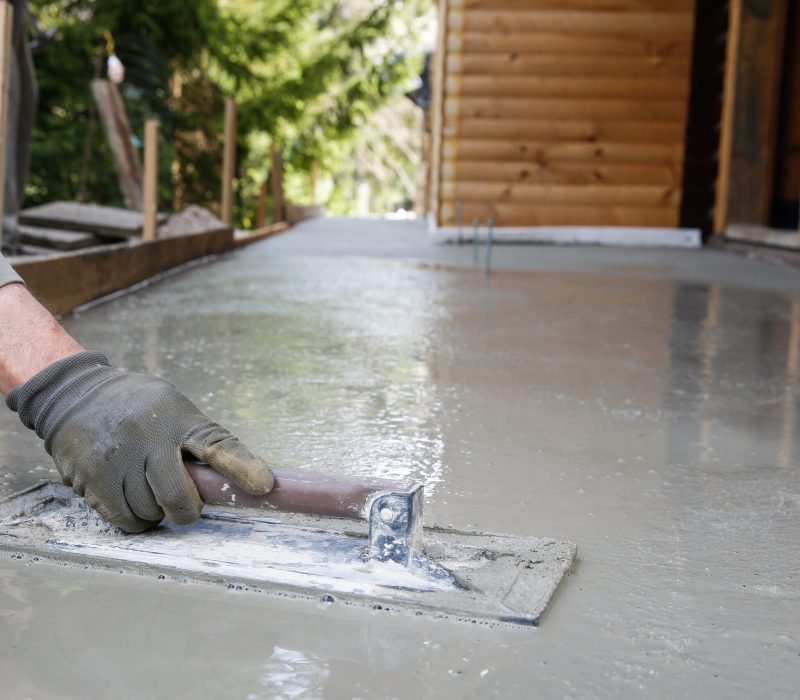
(2, 217, 800, 698)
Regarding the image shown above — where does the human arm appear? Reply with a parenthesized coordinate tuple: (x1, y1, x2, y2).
(0, 262, 274, 532)
(0, 280, 85, 392)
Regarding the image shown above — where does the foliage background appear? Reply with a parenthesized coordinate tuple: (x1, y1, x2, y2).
(27, 0, 432, 224)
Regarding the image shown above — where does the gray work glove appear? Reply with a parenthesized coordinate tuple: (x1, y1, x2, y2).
(6, 351, 274, 533)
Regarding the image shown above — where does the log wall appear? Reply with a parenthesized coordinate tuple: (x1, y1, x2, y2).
(430, 0, 696, 229)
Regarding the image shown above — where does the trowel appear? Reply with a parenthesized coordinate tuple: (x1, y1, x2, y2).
(0, 461, 575, 627)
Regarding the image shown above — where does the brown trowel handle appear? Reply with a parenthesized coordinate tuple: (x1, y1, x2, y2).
(184, 460, 418, 522)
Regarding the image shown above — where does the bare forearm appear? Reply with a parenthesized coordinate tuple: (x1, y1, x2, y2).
(0, 283, 85, 394)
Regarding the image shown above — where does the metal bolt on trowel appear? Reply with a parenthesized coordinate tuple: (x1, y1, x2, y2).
(379, 507, 395, 523)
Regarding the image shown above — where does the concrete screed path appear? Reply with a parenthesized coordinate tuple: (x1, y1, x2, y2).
(1, 216, 799, 698)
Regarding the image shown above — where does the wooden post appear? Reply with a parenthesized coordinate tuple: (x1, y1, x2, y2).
(221, 98, 236, 226)
(142, 119, 159, 241)
(256, 181, 267, 228)
(715, 0, 789, 231)
(270, 146, 284, 223)
(0, 2, 14, 248)
(429, 0, 449, 226)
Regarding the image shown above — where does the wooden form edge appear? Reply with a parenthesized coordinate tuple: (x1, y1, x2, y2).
(8, 226, 234, 316)
(232, 221, 291, 248)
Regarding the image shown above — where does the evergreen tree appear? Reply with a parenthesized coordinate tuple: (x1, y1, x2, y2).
(26, 0, 430, 223)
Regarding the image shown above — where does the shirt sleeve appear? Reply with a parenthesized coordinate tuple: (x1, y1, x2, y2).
(0, 252, 23, 288)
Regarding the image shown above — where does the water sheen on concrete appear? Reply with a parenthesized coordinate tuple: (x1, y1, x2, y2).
(2, 217, 799, 698)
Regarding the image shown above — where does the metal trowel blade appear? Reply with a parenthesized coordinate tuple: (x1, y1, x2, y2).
(0, 481, 575, 627)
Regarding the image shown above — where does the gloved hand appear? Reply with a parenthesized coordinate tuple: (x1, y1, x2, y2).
(6, 351, 274, 533)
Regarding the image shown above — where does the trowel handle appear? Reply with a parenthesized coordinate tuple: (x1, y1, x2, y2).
(184, 459, 419, 522)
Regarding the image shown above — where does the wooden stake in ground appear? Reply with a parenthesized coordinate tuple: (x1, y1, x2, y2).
(256, 181, 267, 229)
(221, 98, 236, 226)
(0, 3, 13, 248)
(142, 119, 159, 241)
(270, 146, 284, 223)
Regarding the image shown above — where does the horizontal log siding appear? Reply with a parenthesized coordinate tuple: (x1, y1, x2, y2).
(436, 0, 696, 228)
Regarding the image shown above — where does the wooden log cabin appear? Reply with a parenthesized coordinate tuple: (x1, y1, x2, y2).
(425, 0, 799, 249)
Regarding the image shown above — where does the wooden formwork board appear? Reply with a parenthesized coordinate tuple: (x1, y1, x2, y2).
(9, 227, 233, 315)
(19, 202, 165, 239)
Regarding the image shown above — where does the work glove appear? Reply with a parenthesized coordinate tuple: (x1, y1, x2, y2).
(6, 351, 274, 533)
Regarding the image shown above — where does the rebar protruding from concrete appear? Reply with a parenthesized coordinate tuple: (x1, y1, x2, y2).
(485, 217, 494, 276)
(472, 218, 480, 262)
(456, 200, 464, 245)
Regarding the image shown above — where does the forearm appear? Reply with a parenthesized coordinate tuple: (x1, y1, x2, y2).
(0, 282, 84, 394)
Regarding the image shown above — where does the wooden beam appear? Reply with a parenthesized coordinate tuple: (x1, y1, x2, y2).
(142, 119, 159, 241)
(450, 75, 690, 100)
(19, 202, 156, 238)
(678, 0, 726, 235)
(441, 182, 680, 206)
(256, 181, 267, 228)
(448, 96, 686, 121)
(456, 0, 695, 9)
(444, 160, 682, 186)
(90, 79, 143, 210)
(776, 3, 800, 203)
(430, 0, 450, 225)
(9, 227, 233, 316)
(443, 139, 684, 164)
(451, 53, 692, 78)
(455, 31, 692, 56)
(715, 0, 789, 230)
(0, 2, 12, 249)
(220, 98, 237, 226)
(447, 118, 685, 143)
(454, 10, 693, 36)
(18, 226, 100, 250)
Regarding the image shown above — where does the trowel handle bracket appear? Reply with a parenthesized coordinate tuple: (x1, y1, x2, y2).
(185, 461, 425, 563)
(367, 487, 424, 565)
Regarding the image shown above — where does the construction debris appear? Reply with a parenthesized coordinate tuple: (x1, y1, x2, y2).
(157, 205, 227, 238)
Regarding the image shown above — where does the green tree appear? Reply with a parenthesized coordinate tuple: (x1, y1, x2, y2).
(27, 0, 430, 223)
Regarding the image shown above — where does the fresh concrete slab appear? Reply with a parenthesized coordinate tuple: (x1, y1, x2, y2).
(0, 216, 798, 697)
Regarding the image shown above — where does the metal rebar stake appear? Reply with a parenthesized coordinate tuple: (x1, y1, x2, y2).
(456, 200, 464, 245)
(472, 218, 480, 262)
(485, 217, 494, 276)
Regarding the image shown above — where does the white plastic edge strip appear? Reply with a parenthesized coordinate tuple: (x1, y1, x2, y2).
(428, 225, 701, 249)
